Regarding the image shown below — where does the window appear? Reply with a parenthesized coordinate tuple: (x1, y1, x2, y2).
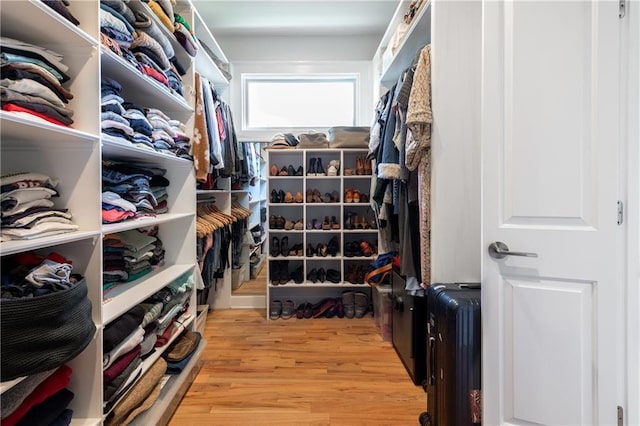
(242, 75, 357, 130)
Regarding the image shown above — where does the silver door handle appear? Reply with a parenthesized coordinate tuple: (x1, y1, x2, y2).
(488, 241, 538, 259)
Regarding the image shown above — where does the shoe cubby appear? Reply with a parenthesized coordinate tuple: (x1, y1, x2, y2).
(268, 287, 373, 320)
(266, 148, 376, 319)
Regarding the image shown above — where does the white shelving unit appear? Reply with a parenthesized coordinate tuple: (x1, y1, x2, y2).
(372, 0, 481, 284)
(0, 0, 232, 423)
(266, 148, 376, 318)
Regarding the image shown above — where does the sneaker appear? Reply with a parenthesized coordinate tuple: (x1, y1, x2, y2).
(327, 165, 338, 176)
(281, 300, 295, 320)
(270, 300, 282, 319)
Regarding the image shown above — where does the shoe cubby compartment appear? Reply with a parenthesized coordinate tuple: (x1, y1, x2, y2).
(343, 233, 378, 259)
(269, 179, 304, 204)
(342, 150, 373, 177)
(343, 178, 372, 204)
(343, 259, 371, 285)
(269, 259, 303, 286)
(343, 205, 378, 231)
(268, 205, 304, 231)
(304, 258, 341, 284)
(306, 205, 341, 231)
(268, 151, 305, 177)
(304, 150, 341, 177)
(305, 233, 341, 258)
(305, 178, 341, 203)
(269, 233, 304, 259)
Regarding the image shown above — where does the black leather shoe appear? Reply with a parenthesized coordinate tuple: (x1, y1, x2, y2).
(295, 166, 304, 176)
(303, 303, 313, 318)
(327, 236, 339, 256)
(270, 189, 278, 203)
(307, 268, 318, 283)
(315, 157, 325, 175)
(279, 261, 290, 285)
(317, 267, 326, 283)
(270, 237, 280, 257)
(278, 189, 285, 203)
(306, 243, 315, 257)
(280, 236, 289, 257)
(326, 268, 340, 283)
(287, 165, 295, 176)
(312, 298, 336, 318)
(307, 158, 316, 176)
(292, 265, 304, 284)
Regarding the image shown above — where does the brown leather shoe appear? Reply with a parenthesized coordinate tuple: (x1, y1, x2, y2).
(270, 164, 279, 176)
(312, 298, 336, 318)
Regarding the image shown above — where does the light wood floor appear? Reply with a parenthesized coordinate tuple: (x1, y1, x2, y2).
(232, 257, 267, 296)
(169, 309, 426, 425)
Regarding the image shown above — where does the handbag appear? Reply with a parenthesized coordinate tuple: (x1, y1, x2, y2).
(328, 126, 370, 148)
(365, 251, 397, 286)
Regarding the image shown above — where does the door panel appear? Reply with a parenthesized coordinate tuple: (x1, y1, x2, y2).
(482, 1, 622, 424)
(504, 1, 595, 225)
(507, 278, 594, 424)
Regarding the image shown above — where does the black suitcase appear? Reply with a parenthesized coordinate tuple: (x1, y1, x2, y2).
(391, 268, 427, 385)
(420, 283, 481, 426)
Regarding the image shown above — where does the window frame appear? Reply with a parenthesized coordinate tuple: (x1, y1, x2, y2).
(241, 73, 360, 132)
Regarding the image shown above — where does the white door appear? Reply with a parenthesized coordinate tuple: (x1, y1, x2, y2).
(482, 1, 623, 425)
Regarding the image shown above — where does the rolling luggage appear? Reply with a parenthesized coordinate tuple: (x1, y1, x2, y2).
(420, 283, 481, 426)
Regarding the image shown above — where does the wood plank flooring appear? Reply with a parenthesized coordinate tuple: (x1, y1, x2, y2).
(169, 309, 425, 425)
(232, 258, 267, 296)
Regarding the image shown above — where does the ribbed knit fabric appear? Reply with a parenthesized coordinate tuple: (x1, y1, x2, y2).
(0, 280, 94, 381)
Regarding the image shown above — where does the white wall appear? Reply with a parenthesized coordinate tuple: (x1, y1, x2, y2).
(217, 35, 381, 62)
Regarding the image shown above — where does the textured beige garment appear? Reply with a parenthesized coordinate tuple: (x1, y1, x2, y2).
(193, 73, 211, 182)
(405, 45, 432, 285)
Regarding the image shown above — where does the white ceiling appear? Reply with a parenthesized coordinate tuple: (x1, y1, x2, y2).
(192, 0, 400, 37)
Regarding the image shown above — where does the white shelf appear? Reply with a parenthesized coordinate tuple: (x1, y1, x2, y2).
(0, 231, 101, 257)
(269, 176, 304, 180)
(268, 203, 305, 207)
(101, 135, 193, 166)
(102, 213, 195, 234)
(130, 338, 206, 425)
(305, 229, 343, 233)
(343, 229, 379, 233)
(342, 203, 373, 207)
(379, 1, 431, 87)
(268, 255, 305, 261)
(1, 113, 99, 148)
(343, 175, 375, 179)
(100, 48, 193, 121)
(1, 0, 98, 47)
(268, 229, 305, 234)
(70, 418, 102, 426)
(102, 264, 195, 324)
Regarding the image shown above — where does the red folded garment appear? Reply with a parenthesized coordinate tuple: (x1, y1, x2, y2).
(103, 345, 141, 383)
(1, 103, 68, 127)
(2, 365, 72, 426)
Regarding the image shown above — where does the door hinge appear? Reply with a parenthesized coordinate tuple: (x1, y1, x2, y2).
(617, 201, 624, 225)
(619, 0, 626, 18)
(617, 406, 623, 426)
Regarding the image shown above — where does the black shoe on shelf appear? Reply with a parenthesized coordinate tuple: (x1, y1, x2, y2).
(295, 165, 304, 176)
(315, 157, 326, 175)
(287, 165, 295, 176)
(307, 268, 318, 283)
(292, 265, 304, 284)
(270, 237, 280, 257)
(307, 158, 317, 176)
(317, 267, 326, 283)
(280, 236, 289, 257)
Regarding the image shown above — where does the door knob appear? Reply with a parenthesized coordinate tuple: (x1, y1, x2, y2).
(488, 241, 538, 259)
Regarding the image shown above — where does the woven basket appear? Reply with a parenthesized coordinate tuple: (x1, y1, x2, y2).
(1, 279, 96, 381)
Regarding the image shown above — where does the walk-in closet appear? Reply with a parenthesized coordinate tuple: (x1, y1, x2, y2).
(1, 0, 638, 425)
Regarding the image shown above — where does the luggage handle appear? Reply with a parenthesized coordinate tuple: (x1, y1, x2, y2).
(429, 336, 436, 385)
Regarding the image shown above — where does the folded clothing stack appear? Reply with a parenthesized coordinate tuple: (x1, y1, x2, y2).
(101, 160, 170, 224)
(1, 37, 74, 126)
(102, 273, 193, 415)
(99, 0, 187, 98)
(102, 227, 165, 288)
(0, 172, 78, 241)
(100, 78, 192, 158)
(0, 365, 75, 426)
